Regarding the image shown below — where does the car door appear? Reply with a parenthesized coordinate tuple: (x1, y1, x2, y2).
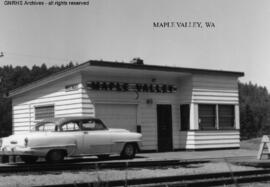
(59, 121, 84, 155)
(81, 119, 112, 155)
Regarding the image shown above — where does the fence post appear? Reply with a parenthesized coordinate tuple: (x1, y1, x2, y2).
(125, 161, 129, 187)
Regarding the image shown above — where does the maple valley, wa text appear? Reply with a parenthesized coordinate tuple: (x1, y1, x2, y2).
(153, 22, 215, 28)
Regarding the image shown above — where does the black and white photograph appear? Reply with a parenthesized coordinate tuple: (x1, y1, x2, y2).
(0, 0, 270, 186)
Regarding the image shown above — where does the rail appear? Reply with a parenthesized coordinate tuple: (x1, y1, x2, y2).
(31, 169, 270, 187)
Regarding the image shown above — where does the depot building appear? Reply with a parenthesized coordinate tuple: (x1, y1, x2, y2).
(9, 59, 244, 151)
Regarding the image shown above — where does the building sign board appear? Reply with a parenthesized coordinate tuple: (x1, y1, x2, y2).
(86, 81, 177, 93)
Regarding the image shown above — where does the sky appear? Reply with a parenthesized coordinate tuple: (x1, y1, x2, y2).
(0, 0, 270, 89)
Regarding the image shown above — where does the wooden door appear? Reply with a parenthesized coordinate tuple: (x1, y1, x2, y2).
(157, 104, 173, 152)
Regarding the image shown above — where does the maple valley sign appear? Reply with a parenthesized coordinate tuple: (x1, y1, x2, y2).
(86, 81, 177, 93)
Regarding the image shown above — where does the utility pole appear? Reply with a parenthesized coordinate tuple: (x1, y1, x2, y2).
(0, 52, 4, 84)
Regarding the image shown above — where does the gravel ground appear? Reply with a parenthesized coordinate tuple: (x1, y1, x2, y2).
(222, 182, 270, 187)
(0, 161, 260, 187)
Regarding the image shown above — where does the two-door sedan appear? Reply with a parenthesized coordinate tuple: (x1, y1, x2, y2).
(0, 116, 142, 163)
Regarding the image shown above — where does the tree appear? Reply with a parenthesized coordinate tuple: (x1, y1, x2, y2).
(0, 63, 73, 137)
(239, 82, 270, 139)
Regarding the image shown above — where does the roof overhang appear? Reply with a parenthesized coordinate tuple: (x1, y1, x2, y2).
(88, 60, 244, 76)
(8, 60, 244, 97)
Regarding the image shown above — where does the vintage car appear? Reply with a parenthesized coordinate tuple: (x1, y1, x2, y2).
(0, 116, 142, 163)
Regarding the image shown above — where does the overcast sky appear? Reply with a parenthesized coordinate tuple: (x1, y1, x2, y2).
(0, 0, 270, 89)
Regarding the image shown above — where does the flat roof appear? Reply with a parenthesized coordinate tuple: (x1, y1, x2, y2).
(89, 60, 244, 76)
(9, 60, 244, 97)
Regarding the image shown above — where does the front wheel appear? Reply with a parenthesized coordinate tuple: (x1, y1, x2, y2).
(121, 143, 136, 159)
(20, 156, 38, 164)
(46, 150, 65, 163)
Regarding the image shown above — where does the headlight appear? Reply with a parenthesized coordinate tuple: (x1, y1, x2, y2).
(24, 137, 28, 147)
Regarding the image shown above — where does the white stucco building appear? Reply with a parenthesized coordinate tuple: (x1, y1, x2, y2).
(9, 60, 244, 151)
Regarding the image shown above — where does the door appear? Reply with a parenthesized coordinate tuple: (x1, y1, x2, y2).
(81, 119, 112, 155)
(157, 104, 173, 152)
(83, 131, 112, 155)
(95, 104, 137, 132)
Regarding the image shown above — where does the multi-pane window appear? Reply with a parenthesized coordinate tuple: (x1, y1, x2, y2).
(198, 104, 235, 130)
(199, 104, 216, 130)
(219, 105, 235, 129)
(180, 104, 190, 131)
(35, 105, 55, 120)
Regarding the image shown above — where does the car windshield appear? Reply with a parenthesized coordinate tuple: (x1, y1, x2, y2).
(35, 122, 57, 132)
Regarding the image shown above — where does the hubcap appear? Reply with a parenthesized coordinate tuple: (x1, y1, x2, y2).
(125, 145, 134, 156)
(51, 151, 62, 161)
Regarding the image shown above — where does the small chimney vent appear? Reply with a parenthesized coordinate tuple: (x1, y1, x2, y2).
(130, 58, 144, 65)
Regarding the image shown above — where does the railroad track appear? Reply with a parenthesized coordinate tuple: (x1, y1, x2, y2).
(0, 159, 209, 173)
(32, 169, 270, 187)
(0, 156, 266, 187)
(0, 155, 254, 174)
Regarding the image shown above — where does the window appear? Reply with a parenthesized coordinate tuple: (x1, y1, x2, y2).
(180, 104, 190, 131)
(61, 122, 80, 131)
(35, 105, 54, 120)
(198, 104, 235, 130)
(35, 122, 56, 132)
(65, 84, 79, 92)
(219, 105, 235, 129)
(81, 119, 106, 131)
(199, 104, 216, 130)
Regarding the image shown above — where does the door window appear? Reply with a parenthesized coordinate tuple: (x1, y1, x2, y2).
(36, 122, 56, 132)
(60, 122, 80, 131)
(81, 119, 106, 131)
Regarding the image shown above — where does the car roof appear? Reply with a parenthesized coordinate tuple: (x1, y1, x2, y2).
(36, 116, 99, 126)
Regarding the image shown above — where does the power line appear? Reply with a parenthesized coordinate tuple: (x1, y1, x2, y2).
(1, 51, 80, 62)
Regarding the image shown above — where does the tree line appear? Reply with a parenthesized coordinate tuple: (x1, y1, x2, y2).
(239, 82, 270, 139)
(0, 63, 74, 137)
(0, 63, 270, 139)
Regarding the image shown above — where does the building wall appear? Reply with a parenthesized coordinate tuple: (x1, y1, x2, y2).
(178, 74, 240, 149)
(192, 74, 239, 104)
(179, 131, 240, 149)
(81, 72, 241, 150)
(12, 73, 86, 134)
(81, 72, 185, 150)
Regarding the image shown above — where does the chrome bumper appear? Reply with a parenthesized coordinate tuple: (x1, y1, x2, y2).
(0, 146, 35, 156)
(138, 141, 143, 151)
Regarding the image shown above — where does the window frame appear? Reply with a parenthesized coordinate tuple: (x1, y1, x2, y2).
(218, 104, 235, 130)
(198, 104, 235, 131)
(198, 104, 217, 130)
(35, 105, 55, 120)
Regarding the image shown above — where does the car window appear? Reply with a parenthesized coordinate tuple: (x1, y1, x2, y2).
(81, 119, 106, 131)
(36, 122, 56, 132)
(60, 122, 80, 132)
